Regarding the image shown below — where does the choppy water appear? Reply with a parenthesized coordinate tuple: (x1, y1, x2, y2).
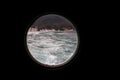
(27, 31, 78, 66)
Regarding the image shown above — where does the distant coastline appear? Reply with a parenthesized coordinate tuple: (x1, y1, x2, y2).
(28, 27, 75, 32)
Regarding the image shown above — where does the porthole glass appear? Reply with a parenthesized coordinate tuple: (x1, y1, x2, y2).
(26, 14, 79, 67)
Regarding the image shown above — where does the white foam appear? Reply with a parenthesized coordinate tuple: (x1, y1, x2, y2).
(27, 31, 78, 65)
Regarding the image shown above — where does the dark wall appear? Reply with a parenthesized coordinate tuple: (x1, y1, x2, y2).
(5, 1, 112, 80)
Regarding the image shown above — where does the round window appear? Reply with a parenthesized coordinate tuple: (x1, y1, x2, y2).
(26, 14, 79, 67)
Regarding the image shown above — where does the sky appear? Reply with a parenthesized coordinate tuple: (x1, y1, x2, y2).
(31, 14, 74, 29)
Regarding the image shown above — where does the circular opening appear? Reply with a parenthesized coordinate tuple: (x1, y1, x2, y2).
(25, 14, 79, 68)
